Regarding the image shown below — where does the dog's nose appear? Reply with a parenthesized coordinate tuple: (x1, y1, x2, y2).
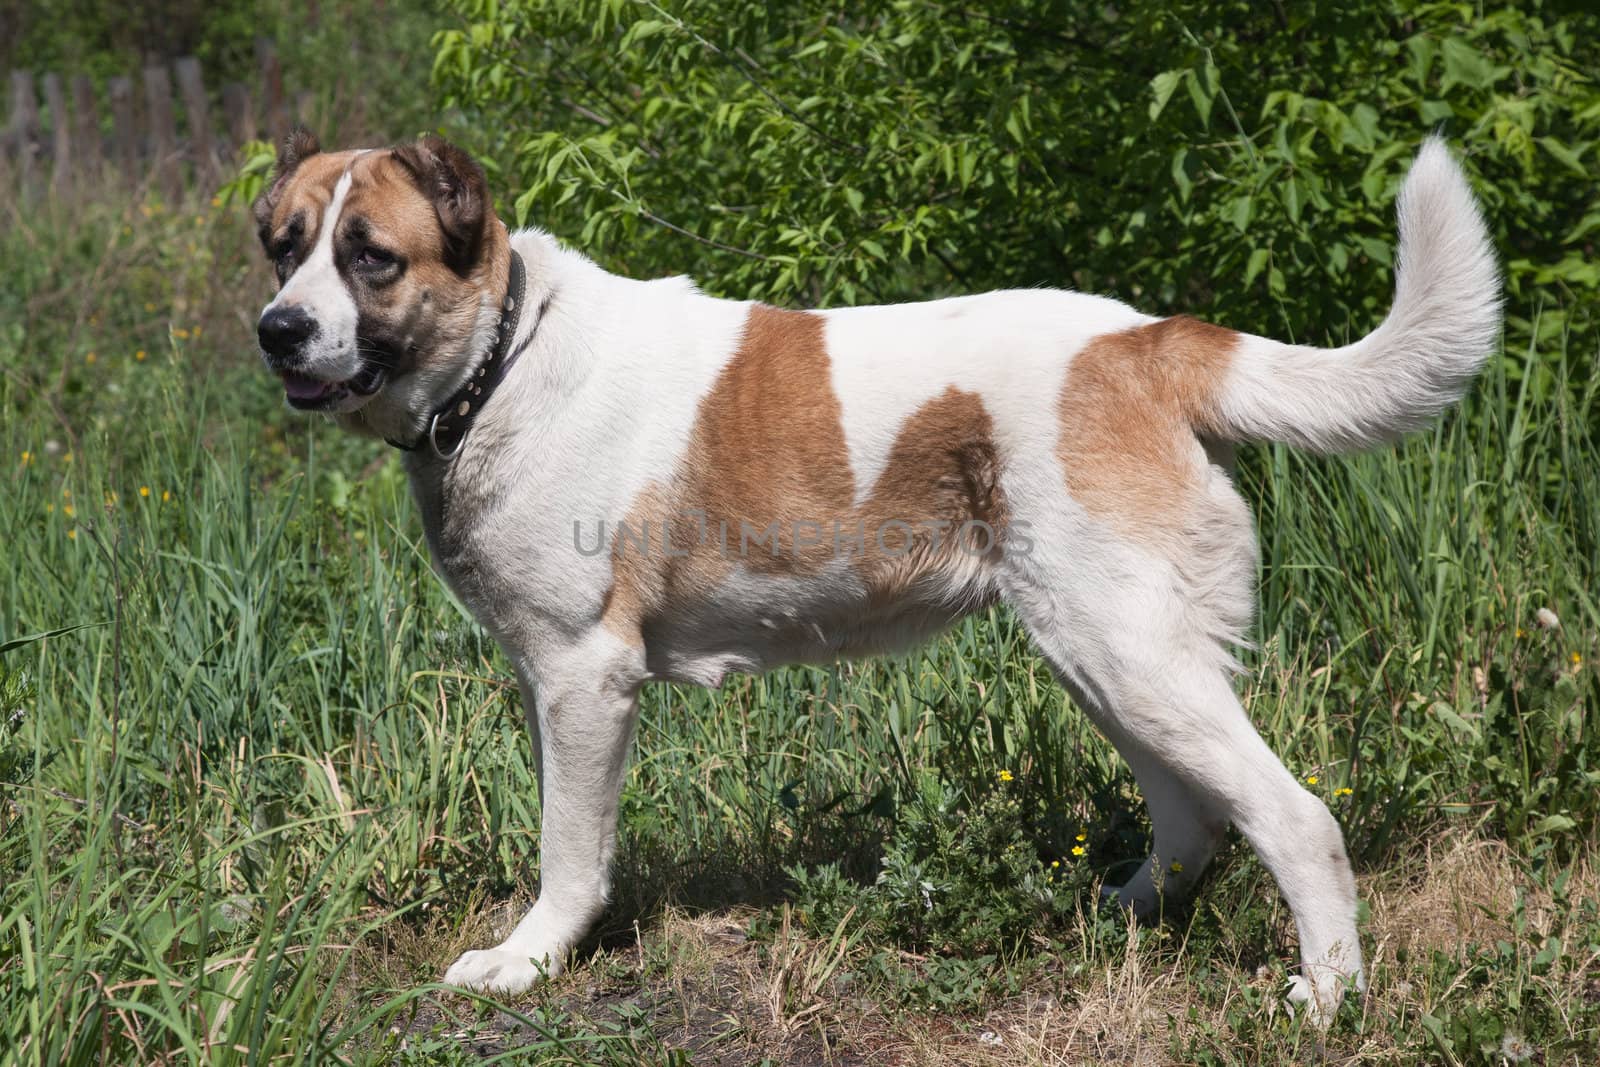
(257, 304, 317, 363)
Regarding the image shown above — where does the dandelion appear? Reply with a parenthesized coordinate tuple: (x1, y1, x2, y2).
(1050, 860, 1060, 869)
(997, 769, 1014, 783)
(1169, 861, 1184, 874)
(1075, 831, 1087, 842)
(20, 450, 31, 465)
(63, 504, 75, 517)
(67, 528, 76, 540)
(1305, 774, 1319, 786)
(139, 486, 150, 498)
(85, 351, 97, 364)
(1498, 1030, 1534, 1063)
(1515, 628, 1527, 639)
(161, 490, 171, 502)
(1071, 845, 1086, 857)
(1334, 787, 1353, 798)
(172, 327, 190, 339)
(135, 349, 147, 362)
(1535, 607, 1561, 631)
(210, 195, 222, 208)
(1573, 652, 1584, 667)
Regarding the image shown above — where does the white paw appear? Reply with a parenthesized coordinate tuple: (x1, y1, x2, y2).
(443, 947, 557, 996)
(1284, 973, 1341, 1030)
(1100, 878, 1158, 919)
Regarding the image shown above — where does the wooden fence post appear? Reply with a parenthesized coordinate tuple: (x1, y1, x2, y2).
(143, 63, 180, 199)
(108, 75, 137, 181)
(8, 71, 40, 188)
(42, 73, 71, 192)
(222, 82, 255, 149)
(71, 74, 101, 180)
(256, 38, 288, 143)
(174, 57, 215, 184)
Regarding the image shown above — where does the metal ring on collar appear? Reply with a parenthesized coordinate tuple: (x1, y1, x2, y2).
(428, 410, 466, 461)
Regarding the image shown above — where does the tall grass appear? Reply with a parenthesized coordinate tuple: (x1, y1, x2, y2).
(1, 187, 1596, 1063)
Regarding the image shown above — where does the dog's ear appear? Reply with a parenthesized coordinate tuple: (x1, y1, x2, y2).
(392, 134, 493, 276)
(252, 126, 322, 248)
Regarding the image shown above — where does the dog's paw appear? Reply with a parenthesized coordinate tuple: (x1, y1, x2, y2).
(1099, 877, 1158, 920)
(443, 948, 556, 996)
(1284, 973, 1340, 1030)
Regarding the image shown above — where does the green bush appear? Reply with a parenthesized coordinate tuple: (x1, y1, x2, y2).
(432, 0, 1598, 365)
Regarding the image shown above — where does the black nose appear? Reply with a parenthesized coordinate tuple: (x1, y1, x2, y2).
(257, 304, 317, 364)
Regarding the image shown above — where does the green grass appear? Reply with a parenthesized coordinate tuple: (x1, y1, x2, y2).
(1, 186, 1597, 1066)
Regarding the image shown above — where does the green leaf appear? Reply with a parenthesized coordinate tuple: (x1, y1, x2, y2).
(1440, 38, 1499, 90)
(1244, 247, 1270, 286)
(1530, 814, 1576, 835)
(1149, 69, 1184, 121)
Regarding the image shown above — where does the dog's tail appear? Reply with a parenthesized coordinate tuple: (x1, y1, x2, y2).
(1204, 137, 1500, 453)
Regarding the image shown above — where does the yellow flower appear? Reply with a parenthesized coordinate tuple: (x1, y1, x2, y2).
(172, 327, 190, 339)
(1071, 845, 1086, 857)
(210, 195, 222, 208)
(1334, 787, 1353, 798)
(1516, 628, 1527, 639)
(67, 528, 77, 540)
(144, 302, 156, 312)
(1305, 775, 1319, 785)
(1573, 652, 1584, 667)
(1050, 860, 1060, 868)
(62, 487, 71, 498)
(20, 450, 31, 465)
(1169, 861, 1184, 874)
(161, 490, 171, 502)
(1075, 831, 1087, 842)
(194, 215, 205, 226)
(997, 769, 1014, 783)
(135, 349, 147, 362)
(63, 504, 75, 517)
(85, 351, 97, 364)
(192, 325, 202, 339)
(139, 486, 150, 498)
(46, 503, 54, 513)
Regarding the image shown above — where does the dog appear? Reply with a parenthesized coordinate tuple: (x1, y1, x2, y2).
(251, 129, 1499, 1025)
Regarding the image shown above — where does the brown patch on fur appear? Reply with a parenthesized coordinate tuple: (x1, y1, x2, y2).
(1056, 316, 1237, 538)
(601, 310, 1006, 645)
(856, 386, 1005, 598)
(334, 150, 509, 382)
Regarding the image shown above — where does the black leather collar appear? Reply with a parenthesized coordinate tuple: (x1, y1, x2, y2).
(388, 249, 530, 459)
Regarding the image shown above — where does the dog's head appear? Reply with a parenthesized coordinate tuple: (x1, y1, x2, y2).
(251, 129, 508, 438)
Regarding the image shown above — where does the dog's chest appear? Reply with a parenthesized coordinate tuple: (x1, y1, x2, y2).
(406, 454, 602, 639)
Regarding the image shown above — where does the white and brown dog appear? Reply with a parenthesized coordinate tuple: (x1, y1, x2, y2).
(252, 130, 1499, 1024)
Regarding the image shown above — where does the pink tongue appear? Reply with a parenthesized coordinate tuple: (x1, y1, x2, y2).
(282, 372, 335, 400)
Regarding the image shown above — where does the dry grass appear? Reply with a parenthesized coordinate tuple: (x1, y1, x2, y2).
(324, 830, 1597, 1064)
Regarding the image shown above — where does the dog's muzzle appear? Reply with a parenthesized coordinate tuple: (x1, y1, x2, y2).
(257, 304, 318, 367)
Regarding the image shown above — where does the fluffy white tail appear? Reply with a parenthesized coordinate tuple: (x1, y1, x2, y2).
(1211, 137, 1501, 453)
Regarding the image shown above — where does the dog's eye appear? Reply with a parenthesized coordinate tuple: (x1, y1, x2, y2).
(354, 247, 395, 269)
(274, 247, 296, 281)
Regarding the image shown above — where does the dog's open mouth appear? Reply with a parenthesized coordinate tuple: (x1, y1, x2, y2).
(280, 363, 388, 410)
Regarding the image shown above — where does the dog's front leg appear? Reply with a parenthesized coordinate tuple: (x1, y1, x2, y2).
(444, 642, 641, 996)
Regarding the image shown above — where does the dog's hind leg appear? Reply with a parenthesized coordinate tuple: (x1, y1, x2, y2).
(1000, 506, 1361, 1026)
(444, 629, 644, 995)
